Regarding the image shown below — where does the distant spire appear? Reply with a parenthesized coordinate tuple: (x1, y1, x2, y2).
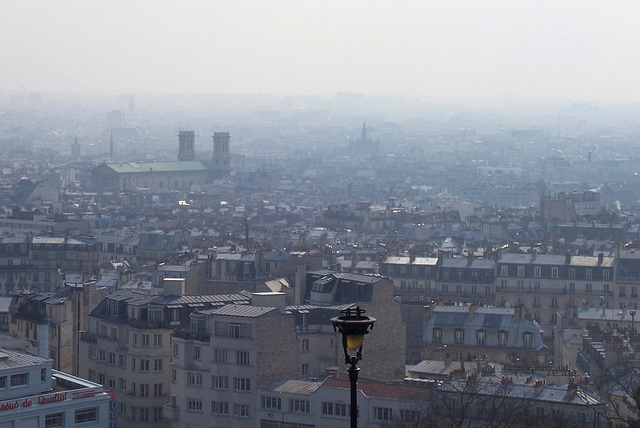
(109, 128, 114, 158)
(361, 122, 367, 141)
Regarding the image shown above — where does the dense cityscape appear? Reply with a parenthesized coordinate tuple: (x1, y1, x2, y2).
(4, 2, 640, 427)
(0, 93, 639, 427)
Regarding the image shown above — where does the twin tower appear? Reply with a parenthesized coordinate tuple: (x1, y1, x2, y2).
(178, 130, 230, 176)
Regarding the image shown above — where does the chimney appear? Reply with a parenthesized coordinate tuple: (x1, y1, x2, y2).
(468, 302, 479, 321)
(565, 251, 572, 265)
(294, 265, 307, 306)
(514, 305, 522, 322)
(598, 252, 604, 265)
(531, 249, 537, 262)
(467, 251, 473, 266)
(424, 303, 434, 320)
(410, 253, 417, 263)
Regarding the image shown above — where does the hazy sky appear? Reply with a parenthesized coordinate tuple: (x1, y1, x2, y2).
(2, 1, 639, 103)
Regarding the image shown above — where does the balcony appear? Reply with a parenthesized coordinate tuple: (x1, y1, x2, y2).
(127, 318, 166, 329)
(163, 404, 179, 420)
(172, 329, 210, 342)
(80, 331, 97, 343)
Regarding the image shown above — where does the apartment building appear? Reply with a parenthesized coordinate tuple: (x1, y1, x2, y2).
(0, 347, 111, 428)
(256, 376, 430, 428)
(79, 284, 251, 428)
(167, 293, 299, 428)
(495, 252, 615, 338)
(12, 281, 106, 375)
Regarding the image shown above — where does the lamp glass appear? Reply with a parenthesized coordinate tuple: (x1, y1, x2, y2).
(346, 334, 364, 351)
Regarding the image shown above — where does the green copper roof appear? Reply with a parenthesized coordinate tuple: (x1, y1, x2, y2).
(106, 161, 208, 174)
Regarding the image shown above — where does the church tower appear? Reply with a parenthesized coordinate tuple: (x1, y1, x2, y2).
(212, 132, 231, 177)
(178, 130, 196, 161)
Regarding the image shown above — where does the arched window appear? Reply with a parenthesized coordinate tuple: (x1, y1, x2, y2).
(523, 332, 533, 348)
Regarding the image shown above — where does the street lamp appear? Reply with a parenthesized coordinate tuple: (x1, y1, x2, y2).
(630, 309, 636, 334)
(331, 306, 376, 428)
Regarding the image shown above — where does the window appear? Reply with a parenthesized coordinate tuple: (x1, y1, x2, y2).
(569, 268, 575, 279)
(233, 403, 250, 418)
(10, 373, 28, 387)
(98, 373, 105, 385)
(110, 327, 118, 340)
(551, 267, 559, 278)
(262, 396, 282, 410)
(98, 350, 106, 361)
(75, 408, 97, 423)
(302, 363, 309, 376)
(442, 283, 448, 294)
(171, 369, 176, 382)
(586, 283, 592, 293)
(551, 297, 558, 308)
(154, 358, 163, 371)
(212, 375, 229, 389)
(322, 402, 334, 415)
(517, 266, 524, 277)
(141, 334, 150, 347)
(0, 377, 5, 389)
(45, 412, 64, 427)
(237, 351, 250, 366)
(500, 265, 508, 276)
(214, 321, 253, 339)
(154, 383, 163, 397)
(534, 267, 541, 277)
(187, 398, 203, 412)
(290, 399, 310, 413)
(498, 331, 508, 346)
(139, 359, 150, 372)
(212, 401, 229, 415)
(119, 378, 126, 391)
(188, 372, 203, 386)
(214, 349, 227, 363)
(454, 329, 464, 344)
(108, 352, 116, 365)
(153, 334, 162, 346)
(138, 408, 150, 422)
(302, 339, 309, 352)
(604, 283, 610, 294)
(523, 332, 533, 348)
(374, 407, 393, 421)
(477, 330, 486, 345)
(139, 383, 149, 397)
(119, 354, 126, 368)
(41, 368, 46, 382)
(234, 377, 251, 391)
(133, 333, 138, 346)
(586, 269, 593, 280)
(604, 270, 610, 280)
(401, 409, 421, 423)
(173, 344, 179, 357)
(433, 328, 442, 343)
(570, 282, 575, 292)
(194, 346, 201, 360)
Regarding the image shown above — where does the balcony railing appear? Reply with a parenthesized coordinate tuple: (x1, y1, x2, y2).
(80, 331, 97, 343)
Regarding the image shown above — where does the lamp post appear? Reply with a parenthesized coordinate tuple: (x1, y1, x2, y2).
(331, 306, 376, 428)
(631, 309, 636, 334)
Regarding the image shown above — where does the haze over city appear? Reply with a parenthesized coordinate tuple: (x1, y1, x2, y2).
(4, 2, 640, 428)
(3, 1, 640, 103)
